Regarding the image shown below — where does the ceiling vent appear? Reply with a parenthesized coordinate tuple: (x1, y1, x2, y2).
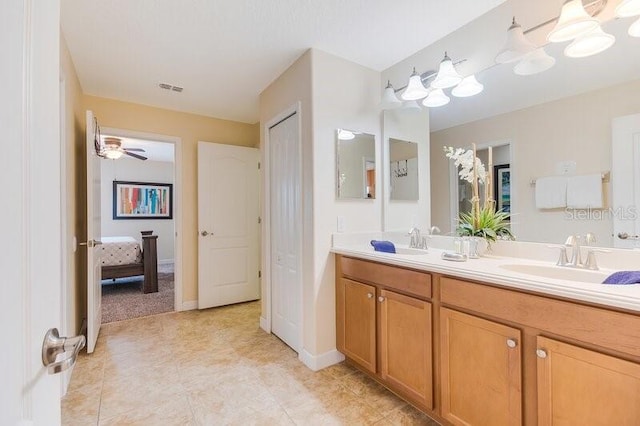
(159, 83, 184, 93)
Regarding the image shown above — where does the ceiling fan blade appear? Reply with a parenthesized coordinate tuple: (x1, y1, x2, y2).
(124, 151, 148, 161)
(123, 148, 145, 152)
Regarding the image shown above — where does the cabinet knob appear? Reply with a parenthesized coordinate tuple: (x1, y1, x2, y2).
(536, 349, 548, 359)
(367, 293, 373, 299)
(378, 296, 385, 303)
(506, 338, 518, 348)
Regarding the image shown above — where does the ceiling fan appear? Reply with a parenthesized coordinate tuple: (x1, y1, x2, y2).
(101, 137, 148, 161)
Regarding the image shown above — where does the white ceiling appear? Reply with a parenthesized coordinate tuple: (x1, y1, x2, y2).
(61, 0, 505, 124)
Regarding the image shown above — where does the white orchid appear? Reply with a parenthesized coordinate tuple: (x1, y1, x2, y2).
(443, 146, 487, 184)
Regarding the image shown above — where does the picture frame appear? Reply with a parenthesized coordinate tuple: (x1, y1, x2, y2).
(493, 164, 511, 215)
(113, 180, 173, 220)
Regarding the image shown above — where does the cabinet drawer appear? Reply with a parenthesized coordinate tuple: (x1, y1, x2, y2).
(441, 276, 640, 358)
(340, 256, 431, 299)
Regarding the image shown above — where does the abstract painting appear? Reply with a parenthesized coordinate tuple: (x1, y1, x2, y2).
(113, 181, 173, 219)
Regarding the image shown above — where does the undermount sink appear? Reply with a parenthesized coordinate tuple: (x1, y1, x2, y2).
(394, 247, 429, 255)
(499, 263, 609, 284)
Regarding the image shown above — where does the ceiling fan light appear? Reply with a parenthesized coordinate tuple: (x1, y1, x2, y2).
(452, 75, 484, 98)
(495, 18, 537, 64)
(547, 0, 600, 43)
(431, 53, 463, 89)
(616, 0, 640, 17)
(401, 68, 430, 100)
(564, 26, 615, 58)
(422, 89, 450, 108)
(380, 80, 402, 109)
(514, 48, 556, 76)
(629, 17, 640, 37)
(104, 149, 124, 160)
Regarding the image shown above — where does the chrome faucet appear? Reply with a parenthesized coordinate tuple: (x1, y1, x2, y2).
(409, 227, 422, 249)
(565, 235, 582, 267)
(559, 233, 602, 269)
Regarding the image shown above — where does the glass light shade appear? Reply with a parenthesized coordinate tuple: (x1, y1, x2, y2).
(514, 48, 556, 76)
(564, 26, 615, 58)
(400, 100, 423, 112)
(104, 149, 124, 160)
(616, 0, 640, 17)
(495, 18, 537, 64)
(421, 89, 450, 108)
(629, 17, 640, 37)
(431, 53, 463, 89)
(401, 68, 429, 100)
(337, 129, 355, 140)
(547, 0, 599, 43)
(452, 75, 484, 98)
(380, 81, 401, 109)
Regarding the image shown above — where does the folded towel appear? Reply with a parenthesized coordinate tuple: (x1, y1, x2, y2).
(535, 176, 568, 209)
(602, 271, 640, 285)
(370, 240, 396, 253)
(567, 174, 603, 209)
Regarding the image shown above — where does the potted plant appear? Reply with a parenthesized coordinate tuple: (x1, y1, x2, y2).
(444, 144, 514, 249)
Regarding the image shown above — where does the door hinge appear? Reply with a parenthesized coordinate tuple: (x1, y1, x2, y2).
(258, 270, 262, 278)
(258, 162, 261, 170)
(258, 216, 262, 224)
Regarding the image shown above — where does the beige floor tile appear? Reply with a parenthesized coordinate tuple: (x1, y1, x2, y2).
(61, 382, 101, 426)
(99, 394, 195, 426)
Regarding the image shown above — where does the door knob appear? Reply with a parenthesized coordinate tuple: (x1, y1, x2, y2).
(506, 338, 518, 348)
(200, 230, 213, 237)
(79, 239, 102, 247)
(536, 349, 548, 359)
(378, 296, 385, 303)
(42, 328, 86, 374)
(367, 293, 373, 299)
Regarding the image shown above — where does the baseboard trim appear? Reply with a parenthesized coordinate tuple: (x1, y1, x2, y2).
(259, 316, 270, 333)
(181, 300, 197, 311)
(299, 348, 345, 371)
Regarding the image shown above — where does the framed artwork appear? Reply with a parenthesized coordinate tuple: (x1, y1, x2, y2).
(113, 181, 173, 219)
(493, 164, 511, 215)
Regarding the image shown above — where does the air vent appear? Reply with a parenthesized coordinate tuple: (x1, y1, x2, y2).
(159, 82, 184, 93)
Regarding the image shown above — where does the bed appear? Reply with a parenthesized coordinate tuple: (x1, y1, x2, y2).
(100, 231, 159, 293)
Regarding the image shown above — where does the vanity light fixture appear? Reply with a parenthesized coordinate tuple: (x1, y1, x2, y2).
(495, 17, 537, 64)
(564, 26, 615, 58)
(337, 129, 355, 140)
(616, 0, 640, 17)
(431, 52, 463, 89)
(547, 0, 600, 43)
(401, 68, 430, 100)
(629, 17, 640, 36)
(380, 80, 402, 109)
(451, 75, 484, 98)
(513, 48, 556, 75)
(422, 89, 450, 108)
(400, 100, 423, 112)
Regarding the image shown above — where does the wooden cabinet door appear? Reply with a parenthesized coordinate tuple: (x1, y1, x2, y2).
(440, 308, 522, 426)
(336, 278, 376, 373)
(537, 336, 640, 426)
(379, 289, 433, 409)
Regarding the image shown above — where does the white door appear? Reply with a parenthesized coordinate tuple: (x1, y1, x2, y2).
(197, 142, 260, 309)
(86, 111, 103, 353)
(612, 113, 640, 248)
(2, 0, 65, 423)
(269, 113, 302, 352)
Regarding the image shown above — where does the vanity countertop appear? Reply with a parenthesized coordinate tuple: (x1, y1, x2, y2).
(331, 244, 640, 313)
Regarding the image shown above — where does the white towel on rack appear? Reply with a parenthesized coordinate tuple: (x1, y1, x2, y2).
(567, 174, 603, 209)
(535, 176, 568, 209)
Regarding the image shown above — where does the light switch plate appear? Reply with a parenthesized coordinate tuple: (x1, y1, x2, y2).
(337, 216, 346, 233)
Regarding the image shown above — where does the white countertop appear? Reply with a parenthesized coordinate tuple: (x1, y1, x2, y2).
(331, 243, 640, 313)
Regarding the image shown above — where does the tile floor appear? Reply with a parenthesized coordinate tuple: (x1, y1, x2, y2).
(62, 301, 440, 425)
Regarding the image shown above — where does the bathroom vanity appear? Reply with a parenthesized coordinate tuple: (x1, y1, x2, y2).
(333, 244, 640, 426)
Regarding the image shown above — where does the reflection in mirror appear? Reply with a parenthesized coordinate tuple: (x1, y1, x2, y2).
(389, 138, 419, 201)
(336, 130, 376, 199)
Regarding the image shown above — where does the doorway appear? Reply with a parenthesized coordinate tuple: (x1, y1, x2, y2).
(99, 128, 182, 323)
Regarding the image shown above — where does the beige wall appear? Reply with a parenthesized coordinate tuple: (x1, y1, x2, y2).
(84, 95, 259, 305)
(431, 78, 640, 245)
(61, 33, 86, 335)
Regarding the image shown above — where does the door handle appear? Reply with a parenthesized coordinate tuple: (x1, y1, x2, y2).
(42, 328, 86, 374)
(79, 239, 102, 247)
(200, 230, 213, 237)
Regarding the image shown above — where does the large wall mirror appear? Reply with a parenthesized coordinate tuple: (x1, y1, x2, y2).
(383, 1, 640, 248)
(336, 130, 376, 199)
(389, 138, 419, 201)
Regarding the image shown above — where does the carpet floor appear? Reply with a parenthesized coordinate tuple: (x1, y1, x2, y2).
(101, 272, 174, 323)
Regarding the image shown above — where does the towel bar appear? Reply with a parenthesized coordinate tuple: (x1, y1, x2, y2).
(530, 171, 609, 186)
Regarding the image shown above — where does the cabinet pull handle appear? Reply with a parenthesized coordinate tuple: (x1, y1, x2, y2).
(366, 293, 373, 299)
(506, 338, 518, 348)
(536, 349, 548, 359)
(378, 296, 385, 303)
